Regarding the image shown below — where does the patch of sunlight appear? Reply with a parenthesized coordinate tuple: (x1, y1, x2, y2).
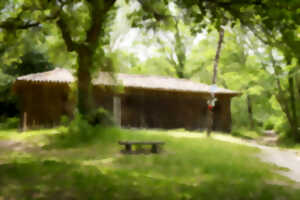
(163, 129, 256, 146)
(82, 157, 117, 166)
(0, 129, 59, 141)
(17, 129, 59, 140)
(1, 151, 36, 164)
(212, 133, 250, 145)
(165, 130, 240, 142)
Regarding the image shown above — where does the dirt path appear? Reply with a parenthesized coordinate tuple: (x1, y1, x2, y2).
(167, 131, 300, 183)
(240, 136, 300, 183)
(254, 144, 300, 182)
(0, 140, 35, 152)
(0, 140, 25, 151)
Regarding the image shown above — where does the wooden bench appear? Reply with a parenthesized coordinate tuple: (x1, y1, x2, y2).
(118, 141, 165, 154)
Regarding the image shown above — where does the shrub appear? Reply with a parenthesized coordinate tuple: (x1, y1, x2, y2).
(263, 121, 274, 130)
(60, 115, 71, 126)
(87, 108, 114, 126)
(56, 112, 120, 146)
(0, 117, 20, 129)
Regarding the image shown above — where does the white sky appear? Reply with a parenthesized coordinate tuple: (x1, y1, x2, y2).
(113, 29, 161, 61)
(109, 0, 206, 62)
(111, 27, 206, 61)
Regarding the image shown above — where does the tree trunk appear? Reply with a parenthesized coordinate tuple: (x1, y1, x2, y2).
(275, 84, 293, 134)
(176, 68, 185, 79)
(174, 19, 186, 79)
(77, 46, 94, 117)
(56, 0, 116, 122)
(296, 74, 300, 97)
(272, 54, 299, 140)
(212, 27, 224, 85)
(288, 73, 299, 140)
(207, 27, 225, 137)
(207, 110, 213, 136)
(247, 94, 254, 129)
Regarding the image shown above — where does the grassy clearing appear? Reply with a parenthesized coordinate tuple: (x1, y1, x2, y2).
(0, 128, 58, 142)
(0, 127, 299, 200)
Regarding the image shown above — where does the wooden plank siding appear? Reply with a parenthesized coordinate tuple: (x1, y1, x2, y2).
(13, 69, 237, 132)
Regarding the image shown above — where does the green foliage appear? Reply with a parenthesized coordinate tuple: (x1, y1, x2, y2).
(188, 26, 288, 131)
(87, 108, 115, 126)
(0, 0, 118, 118)
(0, 117, 19, 129)
(263, 121, 275, 131)
(55, 112, 120, 146)
(277, 134, 300, 150)
(127, 0, 173, 30)
(106, 50, 141, 73)
(165, 0, 300, 139)
(4, 50, 54, 76)
(0, 48, 54, 119)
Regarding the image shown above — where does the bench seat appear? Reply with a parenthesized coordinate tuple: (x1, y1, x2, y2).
(119, 141, 165, 154)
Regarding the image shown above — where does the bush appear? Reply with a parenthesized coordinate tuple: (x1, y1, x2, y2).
(277, 133, 298, 147)
(60, 115, 71, 126)
(0, 117, 20, 129)
(263, 121, 274, 130)
(56, 112, 120, 146)
(87, 108, 115, 126)
(274, 119, 289, 136)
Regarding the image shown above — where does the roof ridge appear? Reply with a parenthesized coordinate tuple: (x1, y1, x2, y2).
(15, 68, 241, 95)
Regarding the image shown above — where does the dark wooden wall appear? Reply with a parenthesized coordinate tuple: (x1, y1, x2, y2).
(93, 87, 114, 112)
(120, 90, 232, 132)
(15, 81, 72, 129)
(213, 95, 232, 132)
(15, 82, 233, 132)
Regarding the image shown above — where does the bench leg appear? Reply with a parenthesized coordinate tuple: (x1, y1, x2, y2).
(151, 144, 158, 153)
(125, 144, 132, 152)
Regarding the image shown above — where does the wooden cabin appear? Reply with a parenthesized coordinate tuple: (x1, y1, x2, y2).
(13, 68, 240, 132)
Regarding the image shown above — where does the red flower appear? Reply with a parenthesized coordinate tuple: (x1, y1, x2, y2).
(208, 105, 214, 111)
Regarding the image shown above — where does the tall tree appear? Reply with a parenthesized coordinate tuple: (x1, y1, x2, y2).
(129, 2, 196, 79)
(212, 27, 224, 84)
(155, 20, 187, 78)
(173, 0, 300, 139)
(207, 25, 225, 136)
(0, 0, 116, 119)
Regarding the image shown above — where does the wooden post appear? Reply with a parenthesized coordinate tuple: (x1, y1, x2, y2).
(125, 144, 131, 152)
(22, 112, 27, 132)
(113, 96, 122, 127)
(140, 92, 146, 128)
(207, 110, 213, 136)
(151, 144, 159, 153)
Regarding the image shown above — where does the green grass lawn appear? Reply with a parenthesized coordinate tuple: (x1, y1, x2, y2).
(0, 127, 299, 200)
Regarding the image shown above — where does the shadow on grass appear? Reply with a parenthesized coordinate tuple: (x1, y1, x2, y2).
(0, 159, 148, 200)
(0, 159, 300, 200)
